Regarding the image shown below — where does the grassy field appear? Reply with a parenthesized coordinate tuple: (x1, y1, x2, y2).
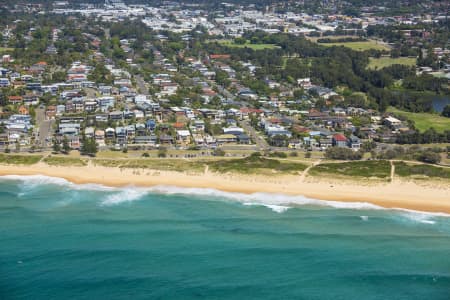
(43, 156, 88, 167)
(387, 107, 450, 133)
(0, 47, 14, 53)
(368, 57, 416, 69)
(217, 40, 279, 50)
(309, 160, 391, 179)
(319, 41, 390, 51)
(0, 154, 43, 165)
(395, 162, 450, 179)
(208, 155, 307, 174)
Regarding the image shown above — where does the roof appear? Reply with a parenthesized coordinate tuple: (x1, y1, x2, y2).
(333, 134, 347, 142)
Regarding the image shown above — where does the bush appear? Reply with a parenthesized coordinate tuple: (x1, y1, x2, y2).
(142, 152, 150, 157)
(325, 147, 363, 160)
(213, 148, 226, 156)
(289, 152, 298, 157)
(416, 152, 441, 164)
(269, 151, 287, 158)
(157, 147, 167, 158)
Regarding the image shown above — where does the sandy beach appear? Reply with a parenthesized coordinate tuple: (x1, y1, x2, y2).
(0, 162, 449, 214)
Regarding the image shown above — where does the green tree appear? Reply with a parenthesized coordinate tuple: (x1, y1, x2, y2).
(52, 138, 61, 153)
(62, 136, 71, 154)
(442, 105, 450, 118)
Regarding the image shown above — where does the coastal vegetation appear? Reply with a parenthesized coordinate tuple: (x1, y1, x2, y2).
(208, 153, 307, 174)
(394, 162, 450, 179)
(43, 156, 88, 167)
(0, 154, 42, 165)
(309, 160, 391, 179)
(93, 158, 206, 173)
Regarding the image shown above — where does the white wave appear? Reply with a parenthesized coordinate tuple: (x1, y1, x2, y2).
(145, 185, 384, 211)
(0, 175, 115, 192)
(2, 175, 450, 217)
(398, 210, 440, 225)
(100, 188, 150, 206)
(360, 216, 369, 221)
(243, 202, 291, 213)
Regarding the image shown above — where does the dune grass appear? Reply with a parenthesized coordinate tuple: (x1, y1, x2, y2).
(395, 162, 450, 179)
(93, 158, 206, 173)
(0, 154, 43, 165)
(43, 156, 88, 167)
(208, 155, 307, 174)
(309, 160, 391, 179)
(368, 57, 416, 69)
(387, 107, 450, 133)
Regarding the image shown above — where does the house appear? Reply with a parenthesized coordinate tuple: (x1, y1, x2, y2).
(176, 130, 191, 144)
(348, 135, 361, 151)
(332, 134, 348, 148)
(134, 134, 157, 145)
(109, 111, 123, 121)
(237, 133, 251, 144)
(68, 135, 81, 149)
(18, 105, 29, 115)
(319, 138, 333, 149)
(159, 134, 174, 145)
(23, 94, 39, 106)
(384, 116, 402, 127)
(216, 134, 237, 144)
(84, 100, 97, 112)
(8, 96, 23, 105)
(95, 130, 105, 146)
(105, 127, 115, 140)
(115, 126, 127, 145)
(84, 127, 95, 138)
(46, 105, 57, 119)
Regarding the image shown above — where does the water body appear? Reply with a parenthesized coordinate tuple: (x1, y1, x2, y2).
(432, 95, 450, 113)
(1, 176, 449, 300)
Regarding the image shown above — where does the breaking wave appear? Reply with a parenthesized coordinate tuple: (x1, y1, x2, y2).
(1, 175, 449, 221)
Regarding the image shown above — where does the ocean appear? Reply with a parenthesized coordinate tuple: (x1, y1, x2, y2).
(1, 175, 449, 300)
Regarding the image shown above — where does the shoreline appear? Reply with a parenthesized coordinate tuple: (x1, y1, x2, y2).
(0, 163, 449, 214)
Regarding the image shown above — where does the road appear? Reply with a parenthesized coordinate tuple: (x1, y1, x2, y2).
(135, 75, 149, 95)
(35, 108, 55, 149)
(239, 119, 269, 150)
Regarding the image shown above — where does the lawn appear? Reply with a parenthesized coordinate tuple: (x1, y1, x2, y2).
(319, 41, 390, 51)
(368, 57, 416, 69)
(387, 107, 450, 133)
(0, 47, 14, 53)
(309, 160, 391, 179)
(395, 162, 450, 179)
(217, 40, 279, 50)
(0, 154, 43, 165)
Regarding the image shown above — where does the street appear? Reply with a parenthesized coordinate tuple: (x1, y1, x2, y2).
(35, 108, 55, 149)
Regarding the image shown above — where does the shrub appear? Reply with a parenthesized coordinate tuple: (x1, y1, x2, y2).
(416, 152, 441, 164)
(324, 147, 363, 160)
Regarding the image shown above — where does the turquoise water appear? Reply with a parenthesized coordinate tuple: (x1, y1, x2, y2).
(1, 176, 450, 300)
